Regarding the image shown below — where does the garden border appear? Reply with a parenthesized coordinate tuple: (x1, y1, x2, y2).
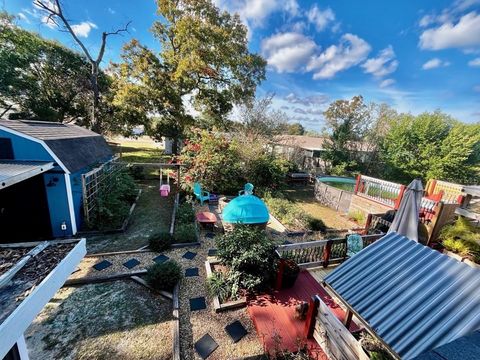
(204, 258, 247, 312)
(77, 189, 142, 236)
(169, 194, 201, 247)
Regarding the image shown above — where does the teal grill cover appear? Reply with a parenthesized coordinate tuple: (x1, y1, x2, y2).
(222, 195, 269, 224)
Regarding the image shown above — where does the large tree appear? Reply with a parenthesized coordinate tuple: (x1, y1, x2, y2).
(112, 0, 266, 153)
(381, 112, 480, 183)
(0, 13, 91, 122)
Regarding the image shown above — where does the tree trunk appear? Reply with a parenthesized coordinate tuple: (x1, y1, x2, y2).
(172, 137, 179, 155)
(90, 63, 101, 133)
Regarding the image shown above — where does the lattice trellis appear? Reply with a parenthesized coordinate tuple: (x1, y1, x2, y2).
(81, 157, 124, 223)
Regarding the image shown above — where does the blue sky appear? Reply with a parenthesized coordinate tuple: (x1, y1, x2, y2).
(5, 0, 480, 130)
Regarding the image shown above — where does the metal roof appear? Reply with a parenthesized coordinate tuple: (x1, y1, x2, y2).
(0, 161, 54, 189)
(324, 232, 480, 360)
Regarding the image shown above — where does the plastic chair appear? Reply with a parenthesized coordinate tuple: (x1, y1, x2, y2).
(193, 182, 210, 205)
(239, 183, 254, 196)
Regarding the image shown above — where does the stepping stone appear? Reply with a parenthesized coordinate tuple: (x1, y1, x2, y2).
(183, 251, 197, 260)
(93, 260, 112, 271)
(190, 297, 207, 311)
(194, 333, 218, 359)
(123, 258, 140, 269)
(185, 268, 199, 277)
(225, 320, 248, 343)
(205, 232, 216, 239)
(153, 254, 169, 264)
(207, 249, 217, 256)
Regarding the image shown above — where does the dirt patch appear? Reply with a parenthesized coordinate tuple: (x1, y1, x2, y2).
(25, 281, 173, 360)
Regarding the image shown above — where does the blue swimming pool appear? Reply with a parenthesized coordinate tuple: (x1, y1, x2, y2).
(317, 176, 356, 192)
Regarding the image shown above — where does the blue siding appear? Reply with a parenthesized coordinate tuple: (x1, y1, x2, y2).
(43, 173, 73, 237)
(70, 170, 85, 229)
(0, 130, 53, 163)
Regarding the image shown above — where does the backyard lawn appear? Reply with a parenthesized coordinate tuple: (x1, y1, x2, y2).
(283, 184, 357, 230)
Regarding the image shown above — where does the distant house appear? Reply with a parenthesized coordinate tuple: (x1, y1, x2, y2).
(270, 135, 374, 172)
(0, 119, 113, 241)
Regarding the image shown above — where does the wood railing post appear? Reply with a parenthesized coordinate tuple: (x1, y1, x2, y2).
(354, 174, 361, 193)
(394, 185, 406, 210)
(304, 296, 320, 339)
(323, 240, 332, 268)
(364, 213, 373, 234)
(275, 258, 285, 290)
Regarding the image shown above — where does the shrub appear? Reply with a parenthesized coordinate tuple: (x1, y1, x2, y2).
(216, 225, 276, 291)
(207, 271, 238, 302)
(174, 223, 197, 243)
(149, 231, 172, 252)
(146, 260, 182, 291)
(177, 202, 195, 225)
(348, 210, 365, 225)
(307, 217, 327, 232)
(440, 217, 480, 262)
(129, 165, 145, 180)
(263, 195, 310, 230)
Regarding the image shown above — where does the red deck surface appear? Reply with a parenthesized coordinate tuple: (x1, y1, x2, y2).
(247, 270, 358, 359)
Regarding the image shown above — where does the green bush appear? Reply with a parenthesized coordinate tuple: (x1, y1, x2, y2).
(146, 260, 182, 291)
(149, 231, 172, 252)
(348, 210, 365, 225)
(128, 165, 145, 180)
(89, 169, 138, 230)
(216, 225, 276, 291)
(440, 217, 480, 262)
(307, 217, 327, 232)
(207, 271, 238, 302)
(177, 203, 195, 225)
(174, 223, 197, 243)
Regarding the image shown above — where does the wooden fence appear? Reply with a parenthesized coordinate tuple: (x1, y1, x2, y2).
(312, 296, 370, 360)
(354, 175, 405, 209)
(314, 180, 353, 213)
(275, 233, 384, 269)
(425, 179, 464, 204)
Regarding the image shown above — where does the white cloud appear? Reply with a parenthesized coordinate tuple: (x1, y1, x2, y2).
(307, 33, 371, 79)
(362, 45, 398, 77)
(284, 0, 300, 17)
(284, 93, 329, 106)
(261, 32, 317, 73)
(422, 58, 451, 69)
(41, 15, 57, 29)
(108, 7, 116, 14)
(17, 12, 30, 23)
(419, 14, 436, 28)
(379, 79, 396, 88)
(468, 57, 480, 66)
(71, 21, 98, 38)
(307, 5, 335, 31)
(420, 12, 480, 50)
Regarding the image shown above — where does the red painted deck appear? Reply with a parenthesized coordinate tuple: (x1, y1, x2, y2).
(247, 270, 358, 359)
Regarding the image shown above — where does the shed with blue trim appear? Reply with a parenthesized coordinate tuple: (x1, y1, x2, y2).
(0, 119, 113, 241)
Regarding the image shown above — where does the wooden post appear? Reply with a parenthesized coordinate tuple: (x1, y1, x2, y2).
(323, 240, 332, 268)
(364, 213, 373, 234)
(394, 185, 406, 210)
(427, 179, 437, 196)
(276, 258, 285, 290)
(304, 296, 320, 339)
(343, 309, 353, 329)
(354, 174, 361, 193)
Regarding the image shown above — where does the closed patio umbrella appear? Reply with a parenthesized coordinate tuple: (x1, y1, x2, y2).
(387, 179, 424, 241)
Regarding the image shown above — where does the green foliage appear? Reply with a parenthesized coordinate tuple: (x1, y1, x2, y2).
(128, 165, 146, 180)
(174, 224, 197, 243)
(244, 154, 290, 195)
(381, 112, 480, 183)
(111, 0, 266, 151)
(89, 170, 138, 230)
(440, 217, 480, 262)
(207, 271, 238, 303)
(148, 232, 172, 252)
(180, 129, 242, 194)
(176, 203, 195, 225)
(216, 225, 276, 291)
(0, 14, 91, 122)
(264, 195, 311, 230)
(306, 217, 327, 232)
(146, 260, 182, 291)
(285, 122, 305, 135)
(348, 210, 365, 225)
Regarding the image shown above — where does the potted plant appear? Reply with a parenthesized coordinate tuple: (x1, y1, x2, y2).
(281, 258, 300, 288)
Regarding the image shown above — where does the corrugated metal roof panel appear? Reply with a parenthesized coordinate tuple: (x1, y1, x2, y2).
(324, 232, 480, 360)
(0, 161, 54, 189)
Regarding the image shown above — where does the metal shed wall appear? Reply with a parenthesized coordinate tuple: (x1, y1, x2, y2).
(324, 232, 480, 360)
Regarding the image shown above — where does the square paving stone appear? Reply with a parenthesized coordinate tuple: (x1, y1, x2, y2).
(225, 320, 248, 343)
(93, 260, 112, 271)
(185, 268, 199, 277)
(123, 258, 140, 269)
(207, 248, 217, 256)
(183, 251, 197, 260)
(153, 254, 169, 264)
(205, 232, 216, 239)
(190, 297, 207, 311)
(194, 333, 218, 359)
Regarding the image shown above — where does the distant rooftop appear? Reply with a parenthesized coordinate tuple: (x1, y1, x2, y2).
(273, 134, 373, 152)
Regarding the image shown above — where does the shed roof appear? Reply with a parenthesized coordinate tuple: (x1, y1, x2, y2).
(0, 119, 112, 173)
(0, 160, 54, 189)
(324, 232, 480, 360)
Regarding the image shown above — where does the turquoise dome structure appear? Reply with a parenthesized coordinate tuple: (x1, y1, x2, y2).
(222, 194, 270, 224)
